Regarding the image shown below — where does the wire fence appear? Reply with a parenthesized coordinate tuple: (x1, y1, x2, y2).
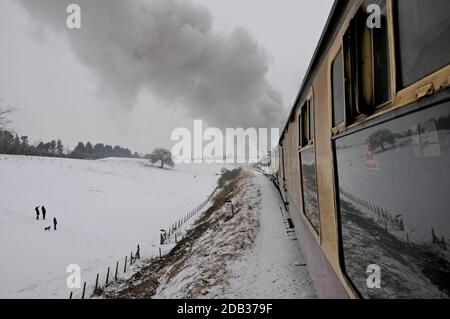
(160, 187, 217, 245)
(69, 188, 218, 299)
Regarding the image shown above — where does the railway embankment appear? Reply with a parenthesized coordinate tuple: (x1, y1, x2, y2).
(101, 167, 316, 299)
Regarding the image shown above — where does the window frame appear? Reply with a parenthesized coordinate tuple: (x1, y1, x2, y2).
(326, 0, 450, 300)
(363, 0, 393, 110)
(298, 90, 321, 237)
(391, 0, 450, 109)
(330, 47, 347, 134)
(334, 94, 450, 299)
(334, 0, 450, 137)
(329, 0, 397, 136)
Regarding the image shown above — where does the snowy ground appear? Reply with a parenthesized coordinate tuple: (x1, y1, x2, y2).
(104, 168, 316, 299)
(222, 173, 316, 298)
(0, 155, 226, 299)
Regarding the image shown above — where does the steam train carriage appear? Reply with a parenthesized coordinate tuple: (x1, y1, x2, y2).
(274, 0, 450, 298)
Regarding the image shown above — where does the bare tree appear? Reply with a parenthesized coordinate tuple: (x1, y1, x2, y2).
(0, 98, 15, 128)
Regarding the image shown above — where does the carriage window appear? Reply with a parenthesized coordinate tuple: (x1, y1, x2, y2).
(343, 0, 391, 117)
(299, 95, 320, 233)
(395, 0, 450, 88)
(332, 49, 345, 127)
(302, 104, 310, 144)
(298, 113, 303, 148)
(366, 0, 391, 106)
(309, 99, 315, 141)
(299, 98, 314, 148)
(336, 100, 450, 298)
(300, 148, 320, 233)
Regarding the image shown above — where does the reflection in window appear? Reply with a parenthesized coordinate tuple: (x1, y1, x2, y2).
(332, 49, 345, 127)
(395, 0, 450, 88)
(336, 101, 450, 298)
(300, 148, 320, 233)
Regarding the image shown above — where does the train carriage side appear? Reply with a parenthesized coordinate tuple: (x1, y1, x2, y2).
(277, 0, 450, 299)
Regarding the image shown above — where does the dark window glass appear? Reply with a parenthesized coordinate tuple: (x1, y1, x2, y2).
(395, 0, 450, 88)
(370, 0, 391, 106)
(300, 148, 320, 232)
(332, 49, 345, 127)
(298, 113, 303, 148)
(309, 100, 315, 140)
(302, 107, 309, 143)
(336, 101, 450, 298)
(299, 101, 311, 148)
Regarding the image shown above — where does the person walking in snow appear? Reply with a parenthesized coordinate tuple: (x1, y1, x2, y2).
(53, 217, 58, 231)
(35, 206, 40, 220)
(136, 245, 140, 260)
(42, 205, 46, 220)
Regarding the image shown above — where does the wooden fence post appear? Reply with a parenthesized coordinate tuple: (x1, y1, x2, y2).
(106, 267, 110, 286)
(115, 261, 119, 280)
(81, 282, 86, 299)
(175, 233, 177, 243)
(124, 256, 127, 273)
(130, 252, 133, 265)
(159, 247, 162, 258)
(94, 273, 99, 294)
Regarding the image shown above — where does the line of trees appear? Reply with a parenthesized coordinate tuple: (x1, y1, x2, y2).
(0, 129, 64, 157)
(1, 102, 173, 165)
(0, 129, 145, 160)
(70, 142, 140, 160)
(0, 126, 142, 160)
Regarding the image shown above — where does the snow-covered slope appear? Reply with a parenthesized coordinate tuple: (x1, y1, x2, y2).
(223, 173, 316, 298)
(0, 155, 225, 299)
(102, 168, 316, 299)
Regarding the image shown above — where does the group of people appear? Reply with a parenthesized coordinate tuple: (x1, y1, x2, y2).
(35, 205, 58, 231)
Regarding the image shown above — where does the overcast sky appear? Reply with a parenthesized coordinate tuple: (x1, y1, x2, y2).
(0, 0, 333, 154)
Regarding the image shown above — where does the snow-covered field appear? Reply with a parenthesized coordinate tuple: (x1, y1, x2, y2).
(0, 155, 226, 299)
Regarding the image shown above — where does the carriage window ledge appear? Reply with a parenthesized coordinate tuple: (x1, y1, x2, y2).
(332, 124, 346, 136)
(416, 83, 435, 99)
